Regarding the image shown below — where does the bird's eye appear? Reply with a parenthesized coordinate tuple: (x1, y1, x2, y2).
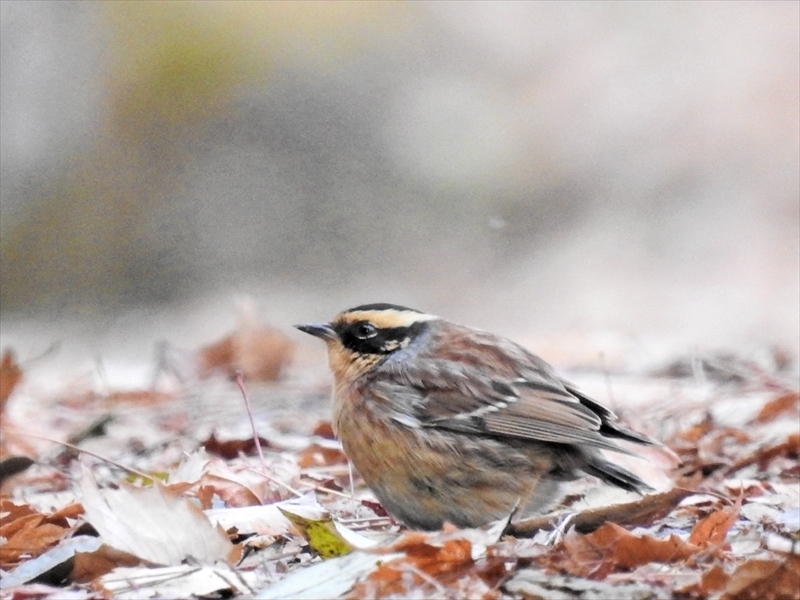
(355, 323, 377, 339)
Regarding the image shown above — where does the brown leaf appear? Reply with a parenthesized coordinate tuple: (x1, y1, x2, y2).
(201, 432, 276, 459)
(676, 412, 715, 443)
(543, 522, 697, 579)
(688, 498, 741, 547)
(197, 306, 295, 382)
(721, 555, 800, 600)
(0, 520, 68, 568)
(0, 349, 23, 407)
(752, 392, 800, 424)
(360, 499, 389, 518)
(71, 544, 142, 583)
(0, 498, 38, 527)
(510, 487, 694, 537)
(197, 334, 236, 377)
(297, 443, 348, 468)
(104, 390, 176, 406)
(0, 500, 77, 569)
(677, 563, 731, 596)
(700, 564, 730, 594)
(196, 474, 262, 508)
(312, 421, 336, 440)
(725, 432, 800, 475)
(353, 536, 510, 598)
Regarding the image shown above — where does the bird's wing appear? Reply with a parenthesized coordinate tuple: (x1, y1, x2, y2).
(561, 383, 657, 446)
(376, 360, 639, 454)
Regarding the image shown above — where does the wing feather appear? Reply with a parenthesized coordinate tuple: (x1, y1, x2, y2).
(376, 360, 638, 454)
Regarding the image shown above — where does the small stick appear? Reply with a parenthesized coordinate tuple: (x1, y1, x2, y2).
(234, 371, 268, 473)
(21, 432, 153, 481)
(508, 487, 696, 538)
(235, 372, 305, 498)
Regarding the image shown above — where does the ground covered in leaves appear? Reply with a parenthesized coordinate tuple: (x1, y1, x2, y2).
(0, 313, 798, 599)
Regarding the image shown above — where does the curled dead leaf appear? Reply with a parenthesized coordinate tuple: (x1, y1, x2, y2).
(510, 487, 694, 537)
(752, 392, 800, 424)
(541, 522, 697, 579)
(0, 349, 23, 407)
(80, 465, 240, 566)
(688, 497, 741, 548)
(353, 533, 513, 598)
(201, 432, 276, 459)
(197, 303, 295, 382)
(721, 555, 800, 600)
(297, 442, 348, 468)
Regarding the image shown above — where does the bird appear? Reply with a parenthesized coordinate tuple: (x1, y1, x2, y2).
(295, 303, 657, 530)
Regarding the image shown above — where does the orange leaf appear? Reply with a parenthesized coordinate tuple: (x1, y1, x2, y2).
(722, 555, 800, 600)
(312, 421, 336, 440)
(354, 535, 510, 598)
(47, 502, 85, 523)
(752, 392, 800, 424)
(0, 498, 38, 527)
(0, 349, 23, 407)
(0, 521, 68, 567)
(700, 564, 730, 594)
(689, 499, 741, 547)
(71, 544, 142, 583)
(201, 432, 276, 459)
(196, 306, 295, 382)
(677, 563, 730, 596)
(297, 443, 347, 468)
(104, 390, 176, 406)
(545, 522, 697, 579)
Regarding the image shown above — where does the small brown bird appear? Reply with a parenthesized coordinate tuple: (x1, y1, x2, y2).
(296, 303, 655, 530)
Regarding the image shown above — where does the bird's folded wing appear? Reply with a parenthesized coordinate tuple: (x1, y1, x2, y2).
(380, 363, 636, 454)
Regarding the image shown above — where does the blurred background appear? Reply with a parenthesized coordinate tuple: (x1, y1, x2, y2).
(1, 1, 798, 370)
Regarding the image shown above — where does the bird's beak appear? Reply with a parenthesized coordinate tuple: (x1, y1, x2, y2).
(294, 323, 337, 341)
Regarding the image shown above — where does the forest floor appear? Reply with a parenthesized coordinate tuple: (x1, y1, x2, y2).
(1, 310, 798, 599)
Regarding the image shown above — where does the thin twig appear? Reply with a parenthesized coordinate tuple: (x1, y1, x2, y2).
(244, 465, 304, 498)
(20, 431, 153, 481)
(235, 371, 268, 472)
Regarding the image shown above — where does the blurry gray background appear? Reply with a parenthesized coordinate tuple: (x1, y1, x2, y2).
(1, 1, 798, 366)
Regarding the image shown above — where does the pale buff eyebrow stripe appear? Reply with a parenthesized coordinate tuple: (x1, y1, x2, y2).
(339, 309, 439, 329)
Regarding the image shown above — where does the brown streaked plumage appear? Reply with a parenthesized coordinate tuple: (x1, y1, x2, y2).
(296, 303, 656, 530)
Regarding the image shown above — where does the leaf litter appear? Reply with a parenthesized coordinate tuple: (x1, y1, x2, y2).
(0, 311, 797, 599)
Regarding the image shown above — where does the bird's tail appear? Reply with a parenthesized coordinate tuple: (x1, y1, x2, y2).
(584, 458, 654, 494)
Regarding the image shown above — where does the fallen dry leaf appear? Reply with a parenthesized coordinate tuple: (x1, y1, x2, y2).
(721, 555, 800, 600)
(352, 534, 512, 599)
(510, 487, 694, 537)
(0, 349, 23, 407)
(197, 303, 294, 382)
(752, 392, 800, 424)
(688, 497, 741, 547)
(201, 432, 277, 460)
(541, 522, 697, 579)
(79, 465, 240, 566)
(699, 563, 730, 595)
(98, 564, 252, 598)
(0, 350, 38, 463)
(297, 442, 348, 468)
(676, 562, 732, 596)
(0, 499, 82, 569)
(312, 421, 336, 440)
(196, 473, 262, 508)
(71, 544, 142, 583)
(725, 432, 800, 476)
(205, 503, 294, 538)
(278, 505, 355, 559)
(102, 390, 176, 406)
